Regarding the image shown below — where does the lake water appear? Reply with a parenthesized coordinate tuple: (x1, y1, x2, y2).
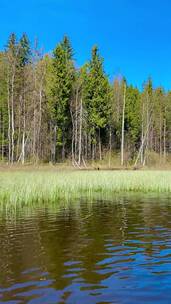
(1, 196, 171, 303)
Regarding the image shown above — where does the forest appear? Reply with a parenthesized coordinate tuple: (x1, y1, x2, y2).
(0, 33, 170, 167)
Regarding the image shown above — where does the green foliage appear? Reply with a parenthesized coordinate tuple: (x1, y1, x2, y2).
(125, 85, 141, 144)
(18, 33, 31, 67)
(6, 33, 18, 58)
(1, 32, 171, 164)
(48, 36, 75, 149)
(83, 46, 110, 139)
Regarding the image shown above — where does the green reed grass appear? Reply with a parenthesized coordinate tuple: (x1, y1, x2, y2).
(0, 170, 171, 206)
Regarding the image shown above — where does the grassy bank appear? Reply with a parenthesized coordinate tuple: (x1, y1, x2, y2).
(1, 170, 171, 205)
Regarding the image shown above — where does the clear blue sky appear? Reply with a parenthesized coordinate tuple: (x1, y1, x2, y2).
(1, 0, 171, 89)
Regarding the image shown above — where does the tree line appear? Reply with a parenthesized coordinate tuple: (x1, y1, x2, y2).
(0, 33, 170, 167)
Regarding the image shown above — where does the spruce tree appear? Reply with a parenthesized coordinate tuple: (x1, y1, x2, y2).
(49, 36, 75, 161)
(84, 46, 110, 159)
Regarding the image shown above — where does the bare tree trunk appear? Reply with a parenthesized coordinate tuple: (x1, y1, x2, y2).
(21, 131, 25, 164)
(140, 102, 145, 164)
(85, 132, 88, 161)
(75, 88, 78, 160)
(99, 128, 102, 161)
(2, 122, 5, 161)
(108, 126, 112, 168)
(95, 142, 97, 160)
(163, 118, 166, 163)
(62, 132, 65, 161)
(92, 143, 95, 161)
(88, 134, 91, 160)
(134, 115, 152, 167)
(33, 93, 36, 160)
(159, 113, 162, 162)
(70, 107, 75, 164)
(78, 98, 82, 166)
(0, 113, 1, 160)
(7, 74, 11, 163)
(37, 84, 42, 160)
(0, 115, 2, 160)
(21, 96, 26, 165)
(16, 95, 22, 160)
(32, 62, 38, 161)
(11, 72, 15, 164)
(121, 82, 126, 166)
(37, 66, 46, 160)
(53, 125, 57, 162)
(71, 131, 74, 164)
(145, 94, 149, 165)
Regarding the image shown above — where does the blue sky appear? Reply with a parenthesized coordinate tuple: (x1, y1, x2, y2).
(1, 0, 171, 89)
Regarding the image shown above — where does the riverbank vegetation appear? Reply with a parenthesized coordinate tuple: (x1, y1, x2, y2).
(1, 171, 171, 205)
(0, 34, 171, 168)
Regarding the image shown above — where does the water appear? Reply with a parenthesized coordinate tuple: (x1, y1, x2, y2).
(1, 196, 171, 303)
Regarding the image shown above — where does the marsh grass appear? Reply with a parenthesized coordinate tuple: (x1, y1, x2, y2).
(1, 170, 171, 206)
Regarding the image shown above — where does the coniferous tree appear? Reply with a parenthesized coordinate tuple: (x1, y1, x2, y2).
(84, 46, 110, 160)
(48, 36, 75, 161)
(1, 33, 171, 166)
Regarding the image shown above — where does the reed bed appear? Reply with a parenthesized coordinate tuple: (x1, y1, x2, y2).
(0, 170, 171, 206)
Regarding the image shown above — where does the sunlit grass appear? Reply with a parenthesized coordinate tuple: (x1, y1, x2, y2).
(0, 170, 171, 206)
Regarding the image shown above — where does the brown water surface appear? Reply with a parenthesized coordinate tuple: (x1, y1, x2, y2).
(0, 196, 171, 303)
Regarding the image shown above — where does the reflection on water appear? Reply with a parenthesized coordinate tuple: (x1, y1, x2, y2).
(1, 196, 171, 303)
